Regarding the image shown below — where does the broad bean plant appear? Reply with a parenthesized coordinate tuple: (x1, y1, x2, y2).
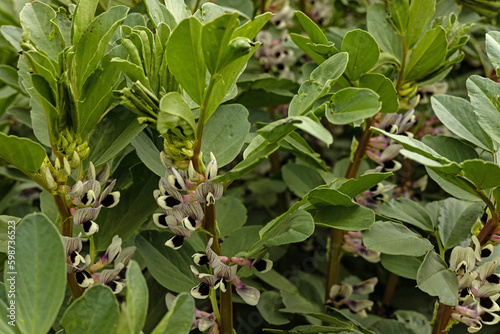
(0, 0, 499, 333)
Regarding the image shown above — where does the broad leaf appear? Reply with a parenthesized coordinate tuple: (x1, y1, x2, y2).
(416, 251, 458, 306)
(359, 73, 398, 113)
(157, 92, 196, 139)
(467, 75, 500, 144)
(216, 195, 248, 237)
(151, 293, 194, 334)
(314, 205, 375, 231)
(60, 285, 120, 333)
(336, 172, 392, 197)
(431, 95, 494, 152)
(380, 254, 423, 280)
(132, 131, 165, 177)
(486, 31, 500, 76)
(295, 11, 328, 44)
(0, 216, 20, 253)
(367, 4, 402, 62)
(136, 231, 199, 293)
(363, 221, 433, 256)
(405, 0, 436, 49)
(325, 88, 381, 125)
(166, 17, 206, 105)
(71, 0, 99, 45)
(378, 198, 434, 231)
(341, 29, 379, 80)
(257, 291, 290, 325)
(460, 160, 500, 189)
(437, 198, 484, 250)
(126, 261, 149, 334)
(201, 104, 250, 168)
(0, 133, 46, 174)
(11, 214, 66, 334)
(282, 163, 324, 197)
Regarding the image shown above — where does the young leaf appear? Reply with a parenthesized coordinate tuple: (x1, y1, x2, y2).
(387, 0, 409, 33)
(20, 2, 65, 60)
(144, 0, 176, 29)
(431, 95, 494, 152)
(363, 221, 433, 256)
(416, 251, 458, 306)
(200, 104, 250, 168)
(126, 261, 149, 334)
(366, 4, 402, 62)
(295, 11, 328, 44)
(403, 27, 447, 82)
(288, 52, 348, 116)
(157, 92, 196, 139)
(60, 285, 120, 333)
(325, 87, 381, 125)
(0, 133, 46, 174)
(12, 213, 66, 334)
(341, 29, 380, 80)
(71, 0, 99, 45)
(166, 17, 206, 105)
(405, 0, 436, 49)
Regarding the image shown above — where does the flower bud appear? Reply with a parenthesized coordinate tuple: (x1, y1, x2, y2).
(70, 151, 80, 169)
(63, 157, 71, 176)
(45, 167, 57, 190)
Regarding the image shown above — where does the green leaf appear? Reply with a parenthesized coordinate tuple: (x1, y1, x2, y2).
(233, 12, 272, 39)
(380, 254, 423, 280)
(394, 310, 432, 334)
(222, 225, 261, 257)
(60, 285, 120, 333)
(0, 65, 20, 91)
(403, 27, 446, 81)
(247, 210, 315, 258)
(257, 291, 290, 325)
(280, 132, 328, 170)
(166, 17, 205, 105)
(431, 95, 494, 152)
(289, 33, 329, 65)
(486, 31, 500, 76)
(437, 198, 484, 250)
(405, 0, 436, 49)
(460, 160, 500, 189)
(216, 195, 247, 237)
(257, 116, 333, 145)
(88, 107, 146, 167)
(0, 133, 46, 174)
(282, 163, 324, 197)
(416, 251, 458, 306)
(201, 13, 240, 74)
(136, 231, 199, 292)
(359, 74, 398, 113)
(131, 131, 165, 177)
(157, 92, 196, 139)
(422, 135, 478, 165)
(20, 2, 65, 60)
(467, 75, 500, 144)
(11, 213, 66, 334)
(164, 0, 191, 25)
(426, 167, 481, 202)
(366, 4, 402, 62)
(363, 221, 434, 256)
(341, 29, 379, 80)
(325, 87, 381, 125)
(336, 172, 392, 197)
(71, 0, 99, 45)
(387, 0, 409, 33)
(0, 216, 20, 253)
(314, 205, 375, 231)
(151, 293, 194, 334)
(288, 52, 348, 116)
(74, 6, 129, 92)
(126, 261, 149, 334)
(93, 164, 159, 250)
(378, 198, 435, 231)
(144, 0, 176, 29)
(201, 104, 250, 168)
(295, 11, 328, 44)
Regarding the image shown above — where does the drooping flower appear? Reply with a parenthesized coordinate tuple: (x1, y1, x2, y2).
(326, 278, 378, 318)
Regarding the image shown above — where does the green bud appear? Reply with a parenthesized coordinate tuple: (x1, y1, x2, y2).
(70, 151, 80, 169)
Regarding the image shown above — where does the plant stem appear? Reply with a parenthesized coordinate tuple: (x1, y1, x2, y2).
(381, 273, 399, 312)
(53, 193, 83, 300)
(204, 203, 233, 333)
(325, 117, 374, 304)
(432, 304, 453, 334)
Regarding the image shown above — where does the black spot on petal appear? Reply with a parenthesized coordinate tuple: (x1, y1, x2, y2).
(480, 297, 494, 309)
(165, 196, 181, 207)
(487, 275, 500, 284)
(101, 194, 115, 207)
(254, 259, 268, 272)
(481, 248, 492, 258)
(481, 312, 495, 322)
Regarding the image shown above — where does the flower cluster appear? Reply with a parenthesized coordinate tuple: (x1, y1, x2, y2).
(69, 162, 120, 235)
(326, 277, 378, 318)
(342, 231, 380, 263)
(189, 238, 271, 306)
(449, 237, 500, 332)
(368, 109, 416, 173)
(62, 234, 136, 293)
(255, 30, 295, 79)
(153, 154, 223, 249)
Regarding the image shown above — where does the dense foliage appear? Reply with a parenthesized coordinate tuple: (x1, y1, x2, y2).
(0, 0, 500, 333)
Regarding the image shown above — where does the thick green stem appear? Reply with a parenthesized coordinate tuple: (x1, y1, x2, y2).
(204, 203, 233, 333)
(53, 194, 83, 300)
(325, 118, 374, 304)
